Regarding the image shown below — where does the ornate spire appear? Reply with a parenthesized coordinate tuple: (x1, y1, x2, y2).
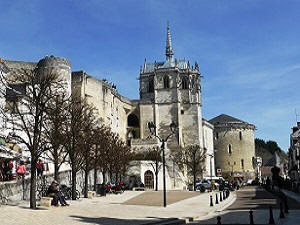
(166, 22, 174, 61)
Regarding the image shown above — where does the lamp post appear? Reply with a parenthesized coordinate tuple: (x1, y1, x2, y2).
(148, 121, 177, 207)
(207, 153, 214, 206)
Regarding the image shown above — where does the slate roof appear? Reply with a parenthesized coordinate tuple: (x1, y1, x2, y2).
(209, 114, 246, 124)
(209, 114, 255, 129)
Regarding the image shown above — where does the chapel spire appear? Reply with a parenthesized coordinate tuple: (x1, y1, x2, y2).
(166, 22, 174, 61)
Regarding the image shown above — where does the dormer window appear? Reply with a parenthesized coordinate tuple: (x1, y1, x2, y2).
(163, 75, 170, 88)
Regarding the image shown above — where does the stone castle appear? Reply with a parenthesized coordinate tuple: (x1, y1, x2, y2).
(0, 25, 256, 189)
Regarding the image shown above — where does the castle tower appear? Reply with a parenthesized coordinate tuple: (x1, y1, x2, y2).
(209, 114, 256, 180)
(37, 55, 72, 96)
(138, 24, 203, 150)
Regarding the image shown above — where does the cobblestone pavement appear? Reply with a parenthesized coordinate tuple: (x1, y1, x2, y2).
(191, 186, 300, 225)
(0, 190, 236, 225)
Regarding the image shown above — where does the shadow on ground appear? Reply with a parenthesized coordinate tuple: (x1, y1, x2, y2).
(70, 215, 181, 225)
(195, 186, 300, 225)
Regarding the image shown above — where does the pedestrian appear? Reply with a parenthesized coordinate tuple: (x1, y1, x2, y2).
(36, 159, 45, 177)
(47, 180, 69, 206)
(16, 161, 26, 178)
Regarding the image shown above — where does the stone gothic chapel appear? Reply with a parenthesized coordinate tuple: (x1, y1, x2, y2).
(129, 25, 215, 190)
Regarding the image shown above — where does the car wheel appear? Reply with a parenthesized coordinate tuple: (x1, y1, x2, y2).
(200, 186, 205, 193)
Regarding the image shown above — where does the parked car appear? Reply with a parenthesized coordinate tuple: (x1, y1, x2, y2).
(195, 179, 212, 192)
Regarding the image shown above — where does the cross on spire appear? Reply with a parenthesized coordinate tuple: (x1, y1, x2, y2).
(166, 22, 174, 61)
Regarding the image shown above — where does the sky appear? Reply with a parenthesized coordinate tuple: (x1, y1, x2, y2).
(1, 0, 300, 151)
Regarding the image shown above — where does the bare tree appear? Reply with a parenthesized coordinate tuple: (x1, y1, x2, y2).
(146, 147, 162, 191)
(173, 144, 206, 191)
(80, 115, 99, 198)
(43, 94, 69, 181)
(0, 67, 65, 208)
(63, 95, 95, 200)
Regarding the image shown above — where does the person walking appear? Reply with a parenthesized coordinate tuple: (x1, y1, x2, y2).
(36, 159, 45, 177)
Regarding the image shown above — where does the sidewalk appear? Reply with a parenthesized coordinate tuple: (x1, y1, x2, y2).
(281, 189, 300, 203)
(0, 190, 236, 225)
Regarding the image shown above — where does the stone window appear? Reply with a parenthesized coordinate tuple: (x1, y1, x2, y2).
(182, 77, 189, 89)
(181, 109, 184, 115)
(239, 131, 242, 140)
(163, 75, 170, 88)
(148, 79, 154, 93)
(241, 159, 244, 169)
(216, 132, 219, 140)
(228, 144, 232, 155)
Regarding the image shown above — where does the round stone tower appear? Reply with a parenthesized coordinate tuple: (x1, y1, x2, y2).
(37, 55, 71, 96)
(209, 114, 256, 180)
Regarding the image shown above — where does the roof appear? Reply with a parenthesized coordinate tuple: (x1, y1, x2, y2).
(209, 114, 246, 124)
(209, 114, 255, 129)
(263, 151, 281, 167)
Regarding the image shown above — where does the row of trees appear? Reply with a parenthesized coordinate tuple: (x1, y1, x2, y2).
(0, 67, 133, 208)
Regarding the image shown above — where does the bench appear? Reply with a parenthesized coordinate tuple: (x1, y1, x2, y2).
(132, 187, 145, 191)
(40, 197, 53, 207)
(88, 191, 96, 199)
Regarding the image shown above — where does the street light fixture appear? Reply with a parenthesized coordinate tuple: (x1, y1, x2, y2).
(148, 121, 177, 207)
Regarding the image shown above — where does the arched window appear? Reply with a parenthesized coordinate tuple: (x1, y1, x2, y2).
(228, 144, 232, 155)
(163, 75, 170, 88)
(148, 79, 154, 93)
(182, 77, 189, 89)
(128, 114, 139, 127)
(239, 131, 242, 140)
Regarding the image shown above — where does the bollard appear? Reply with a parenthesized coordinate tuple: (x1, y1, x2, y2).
(215, 193, 219, 204)
(220, 191, 223, 202)
(279, 202, 285, 219)
(249, 209, 254, 225)
(210, 195, 214, 207)
(269, 206, 275, 224)
(284, 197, 289, 214)
(217, 216, 222, 225)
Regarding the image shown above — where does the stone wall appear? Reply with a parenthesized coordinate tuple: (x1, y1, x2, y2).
(0, 169, 100, 202)
(214, 127, 256, 179)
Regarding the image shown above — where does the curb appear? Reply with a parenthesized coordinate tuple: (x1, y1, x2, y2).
(189, 191, 237, 223)
(141, 218, 185, 225)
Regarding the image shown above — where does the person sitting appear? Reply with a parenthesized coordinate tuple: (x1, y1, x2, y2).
(47, 180, 69, 206)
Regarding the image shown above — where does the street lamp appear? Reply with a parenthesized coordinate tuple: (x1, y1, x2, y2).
(148, 121, 177, 207)
(207, 153, 214, 206)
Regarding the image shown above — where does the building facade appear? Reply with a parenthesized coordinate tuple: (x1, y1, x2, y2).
(0, 25, 215, 189)
(209, 114, 256, 180)
(288, 122, 300, 181)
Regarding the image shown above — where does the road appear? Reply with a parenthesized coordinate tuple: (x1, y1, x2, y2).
(191, 185, 300, 225)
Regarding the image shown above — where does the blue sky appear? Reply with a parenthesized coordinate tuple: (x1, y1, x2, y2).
(1, 0, 300, 151)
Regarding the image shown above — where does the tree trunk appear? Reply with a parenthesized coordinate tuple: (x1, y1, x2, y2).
(155, 162, 158, 191)
(102, 170, 106, 184)
(193, 171, 196, 191)
(84, 168, 89, 198)
(71, 169, 77, 200)
(29, 157, 38, 209)
(115, 173, 118, 184)
(54, 161, 59, 182)
(93, 168, 97, 191)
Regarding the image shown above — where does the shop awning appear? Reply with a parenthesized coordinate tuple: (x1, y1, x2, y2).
(0, 145, 22, 159)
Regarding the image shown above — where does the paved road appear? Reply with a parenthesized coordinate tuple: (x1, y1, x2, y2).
(191, 185, 300, 225)
(0, 190, 235, 225)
